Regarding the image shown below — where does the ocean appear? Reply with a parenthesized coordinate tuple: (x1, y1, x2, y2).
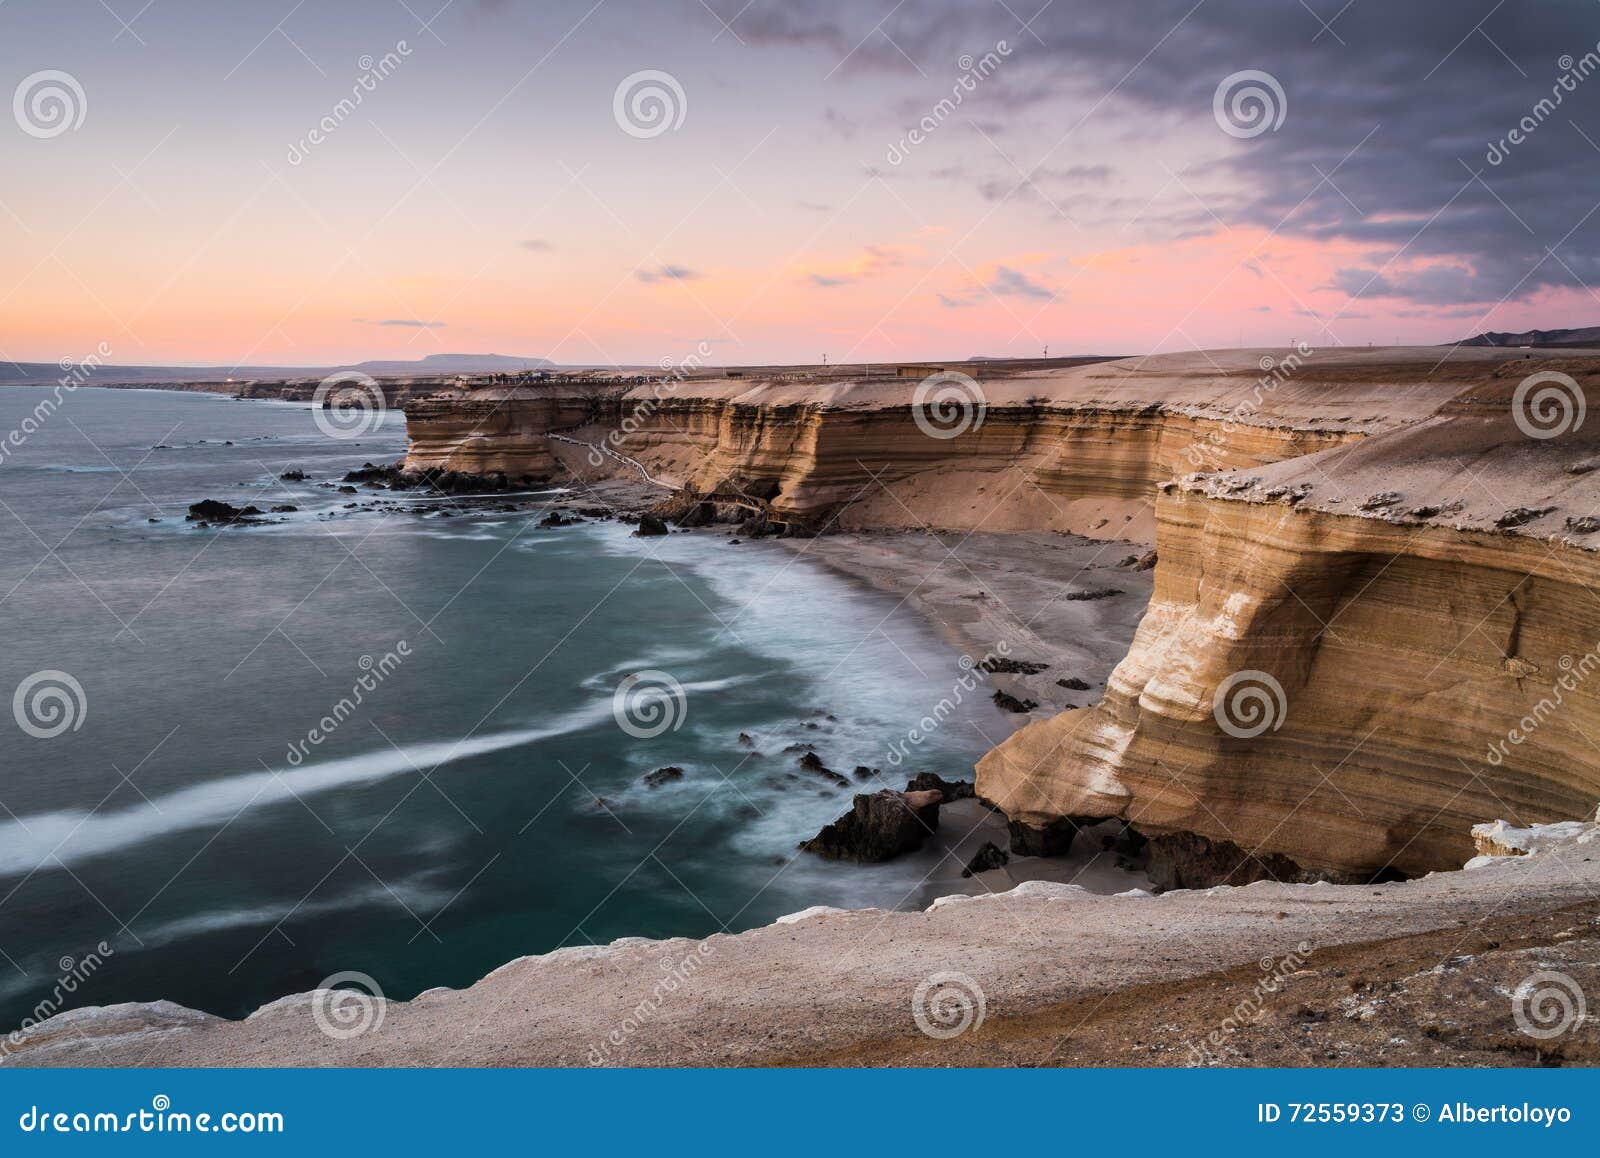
(0, 385, 996, 1029)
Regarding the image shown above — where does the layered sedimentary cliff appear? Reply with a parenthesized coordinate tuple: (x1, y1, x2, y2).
(400, 348, 1600, 880)
(402, 356, 1378, 539)
(980, 357, 1600, 879)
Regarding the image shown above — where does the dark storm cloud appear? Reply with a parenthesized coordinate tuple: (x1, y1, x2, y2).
(711, 0, 1600, 309)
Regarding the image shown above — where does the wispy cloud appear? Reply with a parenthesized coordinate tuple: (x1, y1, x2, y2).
(988, 265, 1054, 301)
(636, 263, 702, 284)
(356, 318, 447, 329)
(519, 239, 554, 252)
(799, 243, 920, 288)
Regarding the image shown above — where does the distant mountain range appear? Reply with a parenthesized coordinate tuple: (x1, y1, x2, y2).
(1458, 326, 1600, 348)
(0, 353, 557, 385)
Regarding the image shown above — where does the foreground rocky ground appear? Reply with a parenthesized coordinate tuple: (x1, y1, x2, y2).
(8, 821, 1596, 1067)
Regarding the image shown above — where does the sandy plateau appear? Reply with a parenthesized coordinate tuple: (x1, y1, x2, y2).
(15, 345, 1600, 1066)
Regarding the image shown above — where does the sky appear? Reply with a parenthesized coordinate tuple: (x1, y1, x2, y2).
(3, 0, 1600, 367)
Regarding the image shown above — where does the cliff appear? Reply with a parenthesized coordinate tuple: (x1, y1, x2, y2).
(399, 347, 1600, 880)
(401, 351, 1392, 539)
(980, 356, 1600, 878)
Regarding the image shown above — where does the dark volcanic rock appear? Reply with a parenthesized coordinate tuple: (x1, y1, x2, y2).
(1007, 816, 1089, 857)
(853, 765, 879, 781)
(978, 657, 1050, 675)
(797, 752, 849, 786)
(634, 513, 670, 537)
(539, 509, 581, 527)
(992, 690, 1038, 713)
(270, 504, 298, 513)
(279, 469, 306, 481)
(186, 499, 263, 524)
(961, 841, 1010, 878)
(1143, 829, 1361, 891)
(642, 766, 685, 789)
(346, 461, 535, 494)
(1101, 821, 1148, 859)
(799, 789, 942, 862)
(1063, 587, 1124, 601)
(337, 485, 358, 494)
(1056, 676, 1091, 691)
(1133, 550, 1158, 571)
(905, 772, 975, 802)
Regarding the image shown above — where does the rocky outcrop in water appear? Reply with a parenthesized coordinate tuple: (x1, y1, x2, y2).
(799, 789, 942, 862)
(186, 499, 263, 524)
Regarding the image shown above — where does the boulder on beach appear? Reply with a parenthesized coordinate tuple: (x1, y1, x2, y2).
(992, 690, 1038, 713)
(961, 841, 1010, 877)
(905, 772, 975, 802)
(634, 514, 670, 537)
(1007, 816, 1088, 857)
(799, 789, 942, 862)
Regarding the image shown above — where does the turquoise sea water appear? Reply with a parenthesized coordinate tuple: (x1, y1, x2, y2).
(0, 385, 999, 1028)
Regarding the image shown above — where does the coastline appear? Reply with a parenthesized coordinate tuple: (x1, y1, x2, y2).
(8, 826, 1596, 1067)
(766, 528, 1154, 719)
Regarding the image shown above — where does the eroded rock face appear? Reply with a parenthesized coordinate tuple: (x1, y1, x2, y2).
(979, 383, 1600, 879)
(400, 365, 1364, 541)
(799, 789, 942, 862)
(1143, 831, 1354, 891)
(404, 352, 1600, 882)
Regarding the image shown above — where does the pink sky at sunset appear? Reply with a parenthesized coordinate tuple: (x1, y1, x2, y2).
(3, 0, 1596, 368)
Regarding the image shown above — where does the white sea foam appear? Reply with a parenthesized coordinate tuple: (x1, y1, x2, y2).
(0, 669, 762, 880)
